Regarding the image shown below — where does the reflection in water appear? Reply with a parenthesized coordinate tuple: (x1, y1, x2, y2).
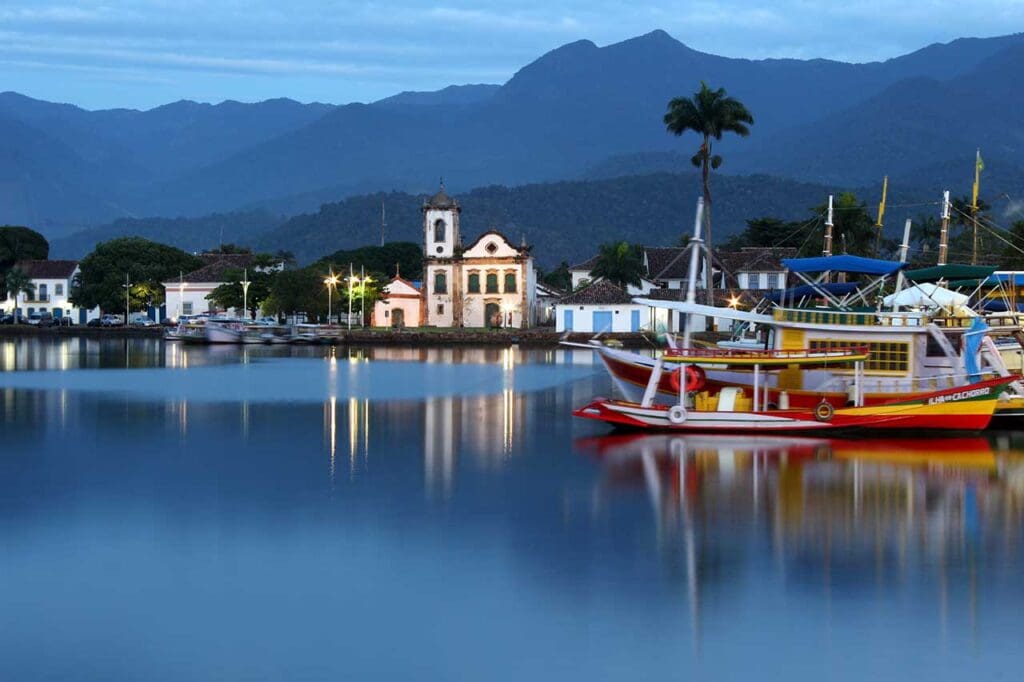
(578, 432, 1024, 646)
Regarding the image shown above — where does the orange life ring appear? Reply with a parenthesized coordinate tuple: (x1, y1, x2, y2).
(669, 365, 706, 393)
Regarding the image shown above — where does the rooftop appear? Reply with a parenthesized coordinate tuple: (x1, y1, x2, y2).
(13, 259, 79, 280)
(558, 280, 634, 305)
(179, 254, 256, 284)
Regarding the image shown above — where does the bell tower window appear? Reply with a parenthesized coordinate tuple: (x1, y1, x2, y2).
(434, 219, 446, 243)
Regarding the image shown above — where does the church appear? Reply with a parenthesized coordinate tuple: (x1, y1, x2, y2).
(421, 185, 537, 328)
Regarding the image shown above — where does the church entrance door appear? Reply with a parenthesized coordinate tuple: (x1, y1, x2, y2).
(485, 302, 501, 328)
(392, 308, 405, 329)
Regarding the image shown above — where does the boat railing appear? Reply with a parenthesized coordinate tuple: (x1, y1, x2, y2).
(773, 308, 930, 327)
(663, 346, 869, 361)
(810, 370, 994, 395)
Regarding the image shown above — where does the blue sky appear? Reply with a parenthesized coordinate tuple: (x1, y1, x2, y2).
(2, 1, 1022, 110)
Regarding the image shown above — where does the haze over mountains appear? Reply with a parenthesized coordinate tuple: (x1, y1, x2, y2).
(4, 29, 1024, 256)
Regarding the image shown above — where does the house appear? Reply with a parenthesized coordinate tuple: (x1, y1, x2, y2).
(421, 185, 537, 328)
(718, 247, 796, 293)
(569, 245, 701, 294)
(534, 281, 565, 325)
(555, 280, 648, 333)
(1, 260, 99, 323)
(372, 276, 422, 328)
(162, 253, 280, 321)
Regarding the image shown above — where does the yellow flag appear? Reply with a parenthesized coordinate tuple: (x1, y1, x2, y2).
(972, 149, 983, 208)
(875, 176, 888, 228)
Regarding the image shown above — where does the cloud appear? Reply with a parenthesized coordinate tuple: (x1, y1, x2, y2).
(2, 0, 1023, 107)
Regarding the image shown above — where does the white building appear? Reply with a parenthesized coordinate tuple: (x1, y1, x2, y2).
(162, 254, 272, 321)
(555, 280, 649, 333)
(373, 276, 423, 328)
(421, 186, 537, 328)
(1, 260, 99, 323)
(569, 246, 695, 292)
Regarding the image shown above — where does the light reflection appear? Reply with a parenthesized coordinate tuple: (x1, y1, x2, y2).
(578, 433, 1024, 645)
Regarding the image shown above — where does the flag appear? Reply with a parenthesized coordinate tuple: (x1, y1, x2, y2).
(875, 176, 888, 228)
(972, 149, 984, 208)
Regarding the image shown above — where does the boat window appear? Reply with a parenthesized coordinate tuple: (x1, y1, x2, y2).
(926, 334, 952, 357)
(809, 339, 909, 373)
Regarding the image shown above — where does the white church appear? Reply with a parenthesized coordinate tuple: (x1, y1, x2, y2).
(377, 185, 538, 328)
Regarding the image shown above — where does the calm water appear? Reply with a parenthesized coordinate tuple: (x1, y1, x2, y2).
(1, 337, 1023, 680)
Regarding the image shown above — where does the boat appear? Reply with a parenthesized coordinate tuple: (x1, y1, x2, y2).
(573, 199, 1017, 435)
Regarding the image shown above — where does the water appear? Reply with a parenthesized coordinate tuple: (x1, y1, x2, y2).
(1, 337, 1023, 680)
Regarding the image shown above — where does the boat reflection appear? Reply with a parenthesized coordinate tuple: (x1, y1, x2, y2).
(576, 432, 1024, 642)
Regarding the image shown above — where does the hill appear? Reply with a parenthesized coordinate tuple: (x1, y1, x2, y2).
(7, 30, 1024, 231)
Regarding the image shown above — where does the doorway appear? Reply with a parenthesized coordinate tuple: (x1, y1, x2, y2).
(485, 302, 501, 328)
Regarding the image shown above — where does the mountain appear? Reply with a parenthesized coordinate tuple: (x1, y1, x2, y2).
(6, 30, 1024, 234)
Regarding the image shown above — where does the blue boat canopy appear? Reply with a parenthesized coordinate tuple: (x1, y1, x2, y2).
(764, 282, 860, 303)
(986, 273, 1024, 286)
(782, 255, 904, 276)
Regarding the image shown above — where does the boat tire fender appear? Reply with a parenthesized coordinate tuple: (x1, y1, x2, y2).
(814, 400, 835, 422)
(668, 405, 688, 425)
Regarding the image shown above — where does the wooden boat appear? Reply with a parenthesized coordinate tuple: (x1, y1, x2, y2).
(573, 199, 1017, 435)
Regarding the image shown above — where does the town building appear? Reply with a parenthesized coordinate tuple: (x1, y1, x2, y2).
(554, 280, 648, 333)
(1, 260, 99, 323)
(162, 253, 281, 321)
(421, 186, 537, 328)
(372, 276, 423, 328)
(718, 246, 797, 294)
(569, 246, 698, 294)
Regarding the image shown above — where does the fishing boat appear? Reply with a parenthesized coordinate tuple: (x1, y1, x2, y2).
(573, 199, 1017, 435)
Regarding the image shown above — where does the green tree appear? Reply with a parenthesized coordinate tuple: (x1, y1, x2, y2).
(723, 217, 804, 250)
(4, 267, 35, 320)
(318, 242, 423, 280)
(262, 268, 328, 321)
(664, 81, 754, 302)
(540, 261, 572, 292)
(206, 243, 252, 255)
(803, 192, 880, 257)
(71, 237, 203, 313)
(590, 242, 644, 289)
(207, 267, 276, 318)
(1000, 220, 1024, 269)
(0, 226, 49, 294)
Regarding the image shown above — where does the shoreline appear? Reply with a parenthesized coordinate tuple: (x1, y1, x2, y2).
(0, 326, 664, 348)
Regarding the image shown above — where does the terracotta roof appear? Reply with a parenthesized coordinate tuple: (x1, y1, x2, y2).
(645, 246, 690, 280)
(558, 280, 634, 305)
(180, 255, 256, 284)
(716, 247, 797, 274)
(198, 253, 254, 267)
(568, 254, 599, 271)
(13, 259, 78, 279)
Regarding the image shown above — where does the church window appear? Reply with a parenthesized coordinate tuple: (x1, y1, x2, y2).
(437, 304, 445, 315)
(504, 272, 517, 293)
(486, 272, 499, 293)
(434, 272, 447, 294)
(485, 242, 498, 255)
(468, 273, 480, 293)
(434, 219, 446, 243)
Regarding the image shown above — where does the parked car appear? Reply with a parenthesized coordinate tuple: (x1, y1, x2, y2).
(100, 314, 124, 327)
(26, 313, 43, 326)
(86, 318, 103, 327)
(0, 313, 13, 324)
(129, 313, 158, 327)
(37, 313, 56, 327)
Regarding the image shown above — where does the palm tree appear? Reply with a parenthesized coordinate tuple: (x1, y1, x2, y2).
(4, 267, 35, 322)
(590, 242, 644, 290)
(664, 82, 754, 304)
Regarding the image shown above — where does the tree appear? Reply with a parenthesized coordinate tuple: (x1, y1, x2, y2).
(590, 242, 644, 289)
(207, 267, 276, 317)
(0, 226, 49, 295)
(1000, 220, 1024, 269)
(318, 242, 423, 280)
(261, 268, 328, 321)
(723, 217, 804, 250)
(205, 243, 252, 255)
(71, 237, 203, 313)
(665, 82, 754, 304)
(540, 261, 572, 292)
(803, 192, 881, 258)
(4, 267, 35, 320)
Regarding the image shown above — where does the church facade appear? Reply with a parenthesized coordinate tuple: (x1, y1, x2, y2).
(421, 186, 536, 328)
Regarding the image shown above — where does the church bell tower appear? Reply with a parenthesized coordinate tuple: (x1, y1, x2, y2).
(422, 183, 460, 259)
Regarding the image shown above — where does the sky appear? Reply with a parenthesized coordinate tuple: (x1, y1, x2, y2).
(2, 1, 1023, 110)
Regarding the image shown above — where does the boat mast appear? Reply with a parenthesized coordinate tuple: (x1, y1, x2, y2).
(938, 190, 950, 266)
(893, 218, 912, 295)
(823, 194, 834, 258)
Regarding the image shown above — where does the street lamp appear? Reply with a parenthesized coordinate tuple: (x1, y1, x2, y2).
(123, 273, 131, 325)
(324, 272, 339, 325)
(240, 268, 251, 321)
(347, 263, 356, 331)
